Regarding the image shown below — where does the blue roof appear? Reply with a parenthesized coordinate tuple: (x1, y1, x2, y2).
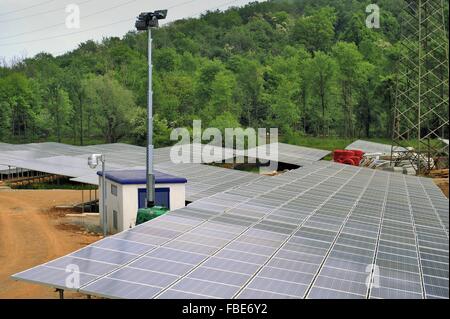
(97, 169, 187, 185)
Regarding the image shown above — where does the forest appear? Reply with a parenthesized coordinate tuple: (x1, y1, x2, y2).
(0, 0, 448, 147)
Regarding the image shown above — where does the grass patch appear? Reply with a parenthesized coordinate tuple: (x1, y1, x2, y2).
(3, 136, 136, 147)
(282, 136, 394, 151)
(283, 136, 445, 150)
(14, 182, 97, 190)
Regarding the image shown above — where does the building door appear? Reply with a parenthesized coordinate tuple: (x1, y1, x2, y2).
(138, 188, 170, 209)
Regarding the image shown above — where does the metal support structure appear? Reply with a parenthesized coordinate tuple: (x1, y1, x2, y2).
(135, 10, 167, 208)
(56, 289, 64, 299)
(88, 154, 107, 236)
(392, 0, 449, 174)
(101, 155, 107, 236)
(146, 26, 155, 208)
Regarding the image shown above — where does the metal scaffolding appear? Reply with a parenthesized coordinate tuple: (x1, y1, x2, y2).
(392, 0, 449, 174)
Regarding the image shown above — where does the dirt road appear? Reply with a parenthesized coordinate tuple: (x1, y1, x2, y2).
(0, 190, 99, 299)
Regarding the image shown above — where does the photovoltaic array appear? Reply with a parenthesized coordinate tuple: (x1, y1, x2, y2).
(155, 161, 265, 201)
(12, 161, 449, 299)
(0, 142, 328, 201)
(345, 140, 406, 154)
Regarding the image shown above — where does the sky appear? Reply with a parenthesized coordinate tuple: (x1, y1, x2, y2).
(0, 0, 265, 62)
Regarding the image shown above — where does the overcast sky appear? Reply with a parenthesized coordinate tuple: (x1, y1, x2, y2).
(0, 0, 265, 61)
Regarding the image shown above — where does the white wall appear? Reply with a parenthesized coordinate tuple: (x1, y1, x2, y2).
(99, 178, 186, 233)
(168, 183, 186, 211)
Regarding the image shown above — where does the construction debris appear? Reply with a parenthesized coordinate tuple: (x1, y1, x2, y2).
(334, 145, 447, 176)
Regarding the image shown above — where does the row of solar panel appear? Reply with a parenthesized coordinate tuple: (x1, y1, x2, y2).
(13, 161, 449, 299)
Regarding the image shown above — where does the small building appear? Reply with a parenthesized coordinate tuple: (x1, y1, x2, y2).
(97, 169, 187, 233)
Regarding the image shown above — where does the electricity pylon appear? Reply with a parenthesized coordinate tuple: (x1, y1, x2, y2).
(392, 0, 449, 174)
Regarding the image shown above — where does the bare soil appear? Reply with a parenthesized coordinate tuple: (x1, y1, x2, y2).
(0, 189, 100, 299)
(434, 178, 449, 198)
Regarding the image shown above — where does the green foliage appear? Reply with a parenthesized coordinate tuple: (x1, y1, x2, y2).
(332, 41, 373, 137)
(209, 112, 240, 132)
(304, 51, 337, 135)
(47, 88, 73, 142)
(2, 0, 444, 145)
(130, 109, 171, 147)
(209, 112, 241, 147)
(82, 74, 137, 143)
(0, 72, 41, 141)
(291, 7, 337, 52)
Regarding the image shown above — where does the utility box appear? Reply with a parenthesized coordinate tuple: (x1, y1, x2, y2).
(97, 170, 187, 233)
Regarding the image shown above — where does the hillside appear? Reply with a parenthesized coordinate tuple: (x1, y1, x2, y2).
(0, 0, 448, 146)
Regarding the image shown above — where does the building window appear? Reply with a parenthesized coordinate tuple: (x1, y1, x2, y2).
(111, 184, 117, 196)
(113, 210, 118, 230)
(138, 188, 170, 210)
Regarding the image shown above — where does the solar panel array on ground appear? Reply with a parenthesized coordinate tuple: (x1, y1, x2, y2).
(0, 142, 328, 201)
(12, 161, 449, 299)
(0, 142, 145, 175)
(155, 161, 266, 202)
(242, 142, 330, 166)
(0, 142, 239, 191)
(345, 140, 406, 154)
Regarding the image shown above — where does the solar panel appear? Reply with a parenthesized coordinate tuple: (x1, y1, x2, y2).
(154, 161, 264, 202)
(345, 139, 406, 154)
(244, 142, 330, 164)
(11, 160, 449, 299)
(0, 142, 265, 202)
(0, 142, 329, 179)
(0, 142, 267, 200)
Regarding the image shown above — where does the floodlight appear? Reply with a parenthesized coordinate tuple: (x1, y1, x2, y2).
(135, 19, 147, 30)
(154, 10, 168, 19)
(135, 10, 168, 30)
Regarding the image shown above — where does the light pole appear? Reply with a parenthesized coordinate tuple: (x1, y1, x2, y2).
(88, 154, 107, 236)
(135, 10, 167, 208)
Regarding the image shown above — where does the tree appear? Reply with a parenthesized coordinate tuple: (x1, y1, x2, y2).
(130, 109, 171, 147)
(154, 47, 181, 72)
(332, 42, 372, 138)
(206, 70, 238, 118)
(0, 73, 40, 140)
(195, 60, 238, 122)
(263, 56, 300, 136)
(295, 47, 313, 134)
(227, 56, 263, 126)
(47, 88, 73, 142)
(291, 7, 337, 52)
(0, 101, 12, 140)
(305, 51, 336, 136)
(209, 111, 241, 145)
(82, 74, 137, 143)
